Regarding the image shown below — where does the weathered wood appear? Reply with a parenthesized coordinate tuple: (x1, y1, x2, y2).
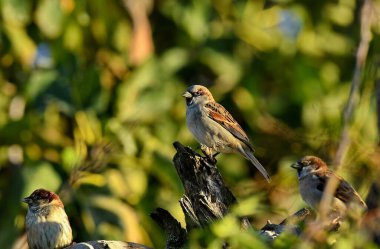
(151, 142, 313, 247)
(259, 208, 311, 240)
(12, 234, 152, 249)
(150, 208, 187, 249)
(150, 142, 248, 248)
(65, 240, 152, 249)
(172, 141, 248, 229)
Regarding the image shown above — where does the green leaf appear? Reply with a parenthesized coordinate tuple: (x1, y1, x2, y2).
(2, 0, 32, 26)
(35, 0, 64, 38)
(22, 162, 62, 196)
(25, 70, 58, 101)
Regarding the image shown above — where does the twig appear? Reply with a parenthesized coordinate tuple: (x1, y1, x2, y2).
(259, 208, 311, 241)
(334, 0, 374, 165)
(321, 0, 375, 220)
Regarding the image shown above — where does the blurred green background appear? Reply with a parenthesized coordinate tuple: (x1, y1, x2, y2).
(1, 0, 379, 248)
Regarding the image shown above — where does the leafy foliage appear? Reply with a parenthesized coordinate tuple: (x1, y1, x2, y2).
(0, 0, 379, 248)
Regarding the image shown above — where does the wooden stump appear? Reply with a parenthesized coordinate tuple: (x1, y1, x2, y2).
(151, 142, 310, 248)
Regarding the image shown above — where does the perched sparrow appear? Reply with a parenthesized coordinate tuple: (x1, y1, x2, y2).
(291, 156, 367, 218)
(182, 85, 270, 182)
(23, 189, 73, 249)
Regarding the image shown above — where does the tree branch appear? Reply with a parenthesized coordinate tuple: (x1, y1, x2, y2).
(172, 141, 248, 229)
(152, 142, 312, 246)
(259, 208, 311, 240)
(334, 0, 374, 166)
(322, 0, 375, 220)
(65, 241, 151, 249)
(150, 208, 187, 249)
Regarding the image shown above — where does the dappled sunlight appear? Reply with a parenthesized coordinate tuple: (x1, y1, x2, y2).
(0, 0, 379, 248)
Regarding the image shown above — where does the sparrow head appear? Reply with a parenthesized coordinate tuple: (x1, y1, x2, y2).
(23, 189, 73, 249)
(23, 189, 63, 209)
(291, 156, 328, 177)
(182, 85, 214, 106)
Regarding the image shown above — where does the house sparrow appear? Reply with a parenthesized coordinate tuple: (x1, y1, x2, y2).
(291, 156, 367, 218)
(182, 85, 270, 182)
(23, 189, 73, 249)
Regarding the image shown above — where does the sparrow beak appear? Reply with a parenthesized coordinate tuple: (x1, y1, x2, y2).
(22, 196, 32, 204)
(291, 162, 301, 169)
(182, 91, 192, 99)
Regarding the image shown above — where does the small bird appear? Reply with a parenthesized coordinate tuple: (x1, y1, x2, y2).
(291, 156, 367, 218)
(23, 189, 73, 249)
(182, 85, 270, 182)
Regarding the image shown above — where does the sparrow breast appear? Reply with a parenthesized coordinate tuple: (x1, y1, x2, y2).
(26, 206, 72, 249)
(186, 105, 237, 153)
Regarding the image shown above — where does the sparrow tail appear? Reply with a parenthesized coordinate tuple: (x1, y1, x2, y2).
(241, 149, 271, 182)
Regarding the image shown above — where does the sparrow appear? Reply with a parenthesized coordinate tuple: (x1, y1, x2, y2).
(291, 156, 367, 218)
(23, 189, 73, 249)
(182, 85, 270, 182)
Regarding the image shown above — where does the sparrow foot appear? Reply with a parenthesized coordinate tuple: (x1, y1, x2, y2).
(200, 145, 217, 164)
(329, 216, 341, 231)
(205, 155, 217, 164)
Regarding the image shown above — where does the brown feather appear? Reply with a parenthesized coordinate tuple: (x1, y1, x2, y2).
(205, 102, 254, 151)
(317, 170, 367, 208)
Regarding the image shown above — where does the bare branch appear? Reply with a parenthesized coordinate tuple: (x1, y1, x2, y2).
(65, 240, 152, 249)
(259, 208, 311, 241)
(172, 141, 248, 229)
(322, 0, 375, 220)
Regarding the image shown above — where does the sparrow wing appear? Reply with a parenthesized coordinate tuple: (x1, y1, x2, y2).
(205, 102, 253, 151)
(316, 171, 366, 207)
(205, 102, 270, 182)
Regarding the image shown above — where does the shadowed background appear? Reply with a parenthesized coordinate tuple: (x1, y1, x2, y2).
(0, 0, 379, 248)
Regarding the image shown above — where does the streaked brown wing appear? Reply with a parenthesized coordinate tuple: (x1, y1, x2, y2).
(336, 177, 366, 207)
(317, 171, 366, 206)
(205, 102, 253, 150)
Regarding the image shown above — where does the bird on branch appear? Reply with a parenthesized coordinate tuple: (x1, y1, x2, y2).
(182, 84, 270, 182)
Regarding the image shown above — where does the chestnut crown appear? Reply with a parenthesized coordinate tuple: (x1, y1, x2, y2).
(291, 155, 328, 171)
(23, 189, 63, 207)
